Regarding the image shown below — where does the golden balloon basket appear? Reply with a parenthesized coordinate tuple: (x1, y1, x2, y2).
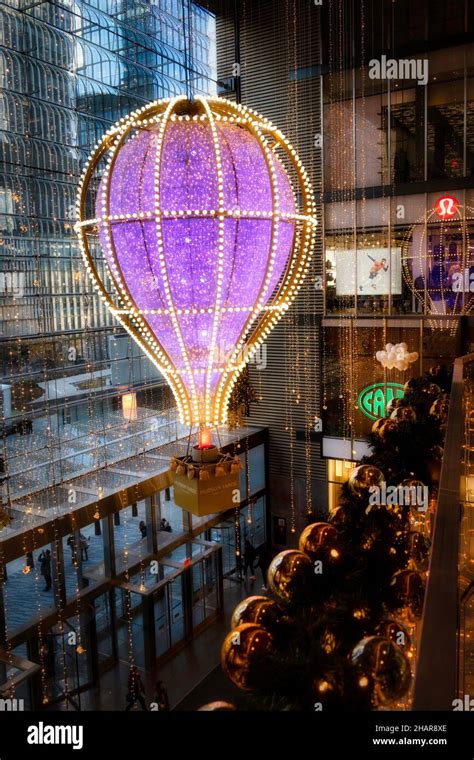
(169, 429, 243, 517)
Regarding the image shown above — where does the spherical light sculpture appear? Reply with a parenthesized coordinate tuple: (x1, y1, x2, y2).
(75, 96, 317, 427)
(401, 199, 474, 331)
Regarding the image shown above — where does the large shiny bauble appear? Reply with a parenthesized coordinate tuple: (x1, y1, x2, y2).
(388, 569, 425, 623)
(429, 396, 449, 423)
(348, 465, 385, 498)
(375, 619, 412, 655)
(406, 531, 430, 572)
(267, 550, 313, 604)
(390, 406, 417, 423)
(298, 522, 341, 564)
(351, 636, 411, 706)
(221, 623, 273, 691)
(230, 596, 281, 630)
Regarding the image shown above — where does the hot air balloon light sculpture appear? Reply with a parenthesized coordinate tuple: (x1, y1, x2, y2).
(402, 196, 474, 333)
(76, 96, 317, 514)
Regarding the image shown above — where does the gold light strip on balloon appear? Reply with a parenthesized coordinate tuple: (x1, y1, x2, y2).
(76, 209, 314, 225)
(196, 95, 227, 426)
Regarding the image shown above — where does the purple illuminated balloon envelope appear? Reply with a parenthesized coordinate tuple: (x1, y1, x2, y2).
(79, 96, 317, 426)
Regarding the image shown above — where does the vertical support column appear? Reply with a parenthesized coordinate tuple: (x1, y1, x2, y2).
(0, 562, 7, 650)
(263, 428, 271, 547)
(0, 565, 6, 685)
(216, 547, 224, 615)
(145, 494, 158, 555)
(142, 595, 156, 672)
(108, 588, 118, 662)
(182, 568, 193, 642)
(103, 514, 116, 577)
(27, 639, 43, 709)
(87, 603, 99, 685)
(182, 510, 192, 534)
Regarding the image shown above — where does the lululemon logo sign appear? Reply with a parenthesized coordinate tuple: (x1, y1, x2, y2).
(435, 196, 459, 219)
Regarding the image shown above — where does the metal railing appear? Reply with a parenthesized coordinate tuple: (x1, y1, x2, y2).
(412, 354, 473, 710)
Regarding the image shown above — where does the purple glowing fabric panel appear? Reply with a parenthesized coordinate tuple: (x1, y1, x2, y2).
(97, 119, 296, 410)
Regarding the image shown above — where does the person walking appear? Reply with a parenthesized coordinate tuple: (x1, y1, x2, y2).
(79, 533, 89, 561)
(138, 520, 147, 539)
(39, 549, 52, 592)
(125, 665, 147, 711)
(256, 544, 272, 590)
(67, 535, 77, 565)
(154, 680, 170, 711)
(243, 539, 256, 581)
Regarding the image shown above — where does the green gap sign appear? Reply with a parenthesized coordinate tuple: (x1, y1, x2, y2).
(357, 382, 405, 421)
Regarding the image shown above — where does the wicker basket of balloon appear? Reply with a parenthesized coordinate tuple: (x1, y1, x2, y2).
(170, 448, 243, 516)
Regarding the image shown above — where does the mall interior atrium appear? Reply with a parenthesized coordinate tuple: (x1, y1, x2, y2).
(0, 0, 473, 717)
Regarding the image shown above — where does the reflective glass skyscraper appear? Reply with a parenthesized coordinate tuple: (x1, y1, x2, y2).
(0, 1, 216, 498)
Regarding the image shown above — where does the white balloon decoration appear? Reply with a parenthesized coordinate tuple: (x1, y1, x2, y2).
(375, 343, 419, 371)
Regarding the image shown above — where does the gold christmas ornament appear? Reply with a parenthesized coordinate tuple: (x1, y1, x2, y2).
(221, 623, 273, 690)
(406, 531, 430, 572)
(403, 378, 418, 393)
(371, 418, 386, 435)
(267, 550, 313, 604)
(386, 396, 404, 415)
(423, 382, 441, 398)
(298, 522, 341, 563)
(390, 406, 417, 423)
(351, 636, 412, 707)
(389, 569, 426, 623)
(374, 619, 412, 655)
(348, 465, 385, 498)
(377, 418, 398, 439)
(399, 479, 427, 517)
(230, 596, 281, 630)
(429, 396, 449, 422)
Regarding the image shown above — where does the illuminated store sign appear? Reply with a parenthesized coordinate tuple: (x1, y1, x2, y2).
(357, 382, 405, 421)
(434, 195, 459, 219)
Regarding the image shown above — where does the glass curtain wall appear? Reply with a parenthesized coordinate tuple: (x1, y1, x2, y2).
(0, 0, 216, 499)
